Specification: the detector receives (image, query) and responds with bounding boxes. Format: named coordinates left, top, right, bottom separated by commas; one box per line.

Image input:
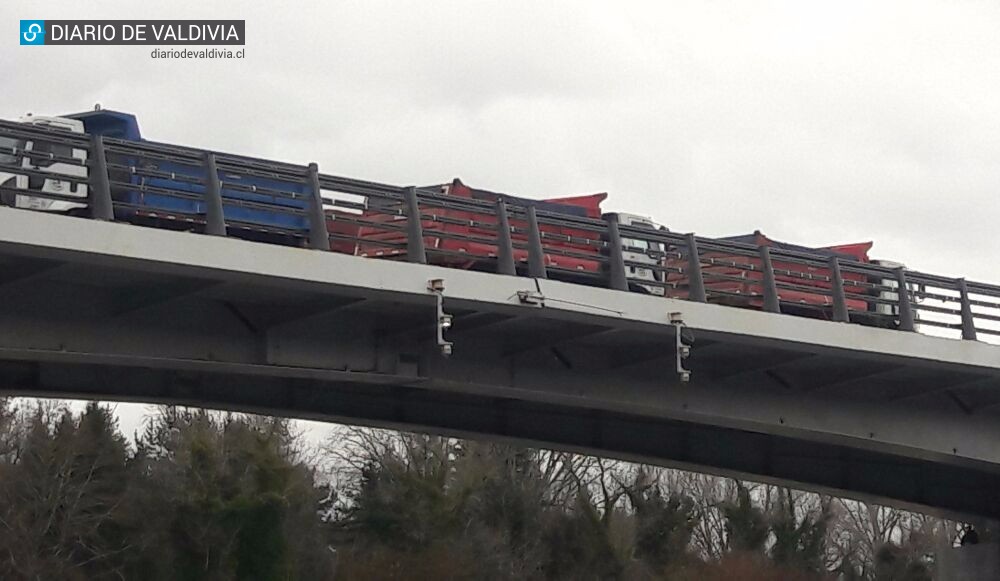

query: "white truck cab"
left=0, top=115, right=88, bottom=212
left=871, top=259, right=921, bottom=324
left=612, top=212, right=667, bottom=296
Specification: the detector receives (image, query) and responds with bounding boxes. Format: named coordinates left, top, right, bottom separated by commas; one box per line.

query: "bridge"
left=2, top=119, right=1000, bottom=532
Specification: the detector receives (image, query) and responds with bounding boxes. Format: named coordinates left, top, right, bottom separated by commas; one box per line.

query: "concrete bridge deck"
left=1, top=207, right=999, bottom=519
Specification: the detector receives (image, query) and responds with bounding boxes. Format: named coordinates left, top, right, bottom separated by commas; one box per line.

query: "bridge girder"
left=2, top=207, right=1000, bottom=519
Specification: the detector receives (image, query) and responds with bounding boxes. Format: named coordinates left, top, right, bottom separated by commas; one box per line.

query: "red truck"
left=664, top=231, right=878, bottom=314
left=329, top=178, right=616, bottom=281
left=327, top=181, right=899, bottom=322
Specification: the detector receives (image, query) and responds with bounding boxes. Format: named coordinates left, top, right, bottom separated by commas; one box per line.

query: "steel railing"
left=2, top=120, right=999, bottom=342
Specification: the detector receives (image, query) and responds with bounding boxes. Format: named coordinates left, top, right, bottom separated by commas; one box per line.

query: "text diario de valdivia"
left=45, top=20, right=245, bottom=45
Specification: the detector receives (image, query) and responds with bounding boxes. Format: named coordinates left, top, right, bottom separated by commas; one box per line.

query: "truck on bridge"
left=665, top=231, right=908, bottom=322
left=0, top=108, right=911, bottom=327
left=335, top=177, right=907, bottom=322
left=343, top=177, right=671, bottom=294
left=0, top=109, right=311, bottom=243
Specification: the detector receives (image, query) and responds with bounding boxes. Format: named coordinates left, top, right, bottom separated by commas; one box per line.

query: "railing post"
left=526, top=206, right=547, bottom=279
left=403, top=186, right=427, bottom=264
left=495, top=200, right=516, bottom=275
left=685, top=234, right=707, bottom=303
left=828, top=256, right=849, bottom=323
left=202, top=151, right=226, bottom=236
left=759, top=245, right=781, bottom=313
left=89, top=135, right=114, bottom=221
left=958, top=278, right=977, bottom=341
left=895, top=268, right=915, bottom=332
left=306, top=163, right=331, bottom=251
left=605, top=214, right=629, bottom=291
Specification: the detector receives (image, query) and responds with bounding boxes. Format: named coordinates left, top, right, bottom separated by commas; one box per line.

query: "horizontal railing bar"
left=0, top=146, right=89, bottom=169
left=0, top=119, right=93, bottom=146
left=0, top=162, right=90, bottom=186
left=0, top=186, right=89, bottom=205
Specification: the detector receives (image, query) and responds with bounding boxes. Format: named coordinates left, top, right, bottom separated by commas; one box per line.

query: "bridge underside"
left=2, top=209, right=1000, bottom=519
left=10, top=355, right=1000, bottom=521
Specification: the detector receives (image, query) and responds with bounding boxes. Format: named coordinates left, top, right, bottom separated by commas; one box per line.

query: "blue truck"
left=1, top=108, right=312, bottom=240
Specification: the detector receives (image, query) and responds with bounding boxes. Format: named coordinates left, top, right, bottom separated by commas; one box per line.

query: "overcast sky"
left=4, top=0, right=1000, bottom=436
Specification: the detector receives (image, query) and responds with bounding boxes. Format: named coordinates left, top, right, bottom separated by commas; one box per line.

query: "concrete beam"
left=2, top=355, right=999, bottom=521
left=1, top=208, right=999, bottom=373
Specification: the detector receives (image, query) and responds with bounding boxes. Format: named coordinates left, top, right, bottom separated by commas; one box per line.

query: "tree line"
left=0, top=399, right=955, bottom=580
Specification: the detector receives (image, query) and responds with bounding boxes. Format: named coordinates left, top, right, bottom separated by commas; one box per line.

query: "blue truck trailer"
left=1, top=108, right=312, bottom=241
